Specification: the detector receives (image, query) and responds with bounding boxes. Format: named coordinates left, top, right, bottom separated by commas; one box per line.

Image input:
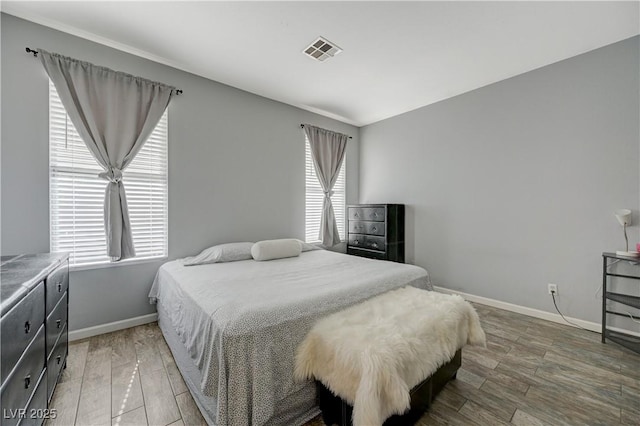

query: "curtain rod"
left=300, top=124, right=352, bottom=139
left=25, top=47, right=183, bottom=95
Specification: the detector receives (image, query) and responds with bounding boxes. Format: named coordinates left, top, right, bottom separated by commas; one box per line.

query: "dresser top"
left=1, top=253, right=68, bottom=316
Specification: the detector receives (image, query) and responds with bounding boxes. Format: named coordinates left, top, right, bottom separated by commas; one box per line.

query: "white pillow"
left=183, top=242, right=254, bottom=266
left=251, top=239, right=302, bottom=261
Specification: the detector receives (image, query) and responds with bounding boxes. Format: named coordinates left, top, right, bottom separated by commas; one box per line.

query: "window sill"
left=70, top=256, right=168, bottom=272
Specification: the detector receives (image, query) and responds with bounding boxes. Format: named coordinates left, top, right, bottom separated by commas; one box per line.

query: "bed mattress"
left=149, top=249, right=432, bottom=426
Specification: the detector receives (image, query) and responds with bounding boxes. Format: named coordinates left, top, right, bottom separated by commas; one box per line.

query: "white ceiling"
left=3, top=1, right=638, bottom=127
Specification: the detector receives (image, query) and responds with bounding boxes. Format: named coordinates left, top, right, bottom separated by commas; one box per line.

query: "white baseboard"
left=67, top=290, right=640, bottom=342
left=433, top=286, right=640, bottom=339
left=69, top=312, right=158, bottom=341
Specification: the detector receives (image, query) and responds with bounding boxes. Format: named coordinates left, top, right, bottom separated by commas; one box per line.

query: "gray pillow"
left=183, top=242, right=254, bottom=266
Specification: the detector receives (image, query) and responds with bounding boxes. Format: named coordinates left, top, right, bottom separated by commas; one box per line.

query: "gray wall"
left=360, top=36, right=639, bottom=328
left=0, top=14, right=359, bottom=330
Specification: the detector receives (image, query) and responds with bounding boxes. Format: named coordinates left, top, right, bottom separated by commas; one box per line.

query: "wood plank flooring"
left=48, top=303, right=639, bottom=425
left=47, top=323, right=205, bottom=426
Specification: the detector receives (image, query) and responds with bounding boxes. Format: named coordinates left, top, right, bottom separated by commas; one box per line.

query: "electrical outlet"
left=548, top=283, right=558, bottom=295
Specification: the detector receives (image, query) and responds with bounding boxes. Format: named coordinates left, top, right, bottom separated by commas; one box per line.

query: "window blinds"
left=49, top=81, right=168, bottom=267
left=305, top=137, right=346, bottom=243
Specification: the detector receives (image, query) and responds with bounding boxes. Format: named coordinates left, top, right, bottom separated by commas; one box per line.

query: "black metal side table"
left=602, top=252, right=640, bottom=354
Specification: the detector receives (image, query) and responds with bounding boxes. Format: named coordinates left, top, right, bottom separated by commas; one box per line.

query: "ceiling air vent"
left=303, top=37, right=342, bottom=62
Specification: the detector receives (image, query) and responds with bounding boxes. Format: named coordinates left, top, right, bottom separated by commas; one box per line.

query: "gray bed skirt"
left=156, top=303, right=321, bottom=426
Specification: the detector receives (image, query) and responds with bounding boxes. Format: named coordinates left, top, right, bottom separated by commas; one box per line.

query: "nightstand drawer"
left=349, top=221, right=385, bottom=236
left=45, top=264, right=68, bottom=315
left=45, top=293, right=67, bottom=359
left=348, top=207, right=385, bottom=222
left=1, top=282, right=45, bottom=383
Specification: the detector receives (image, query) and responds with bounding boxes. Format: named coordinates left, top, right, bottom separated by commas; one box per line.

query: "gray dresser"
left=1, top=254, right=69, bottom=426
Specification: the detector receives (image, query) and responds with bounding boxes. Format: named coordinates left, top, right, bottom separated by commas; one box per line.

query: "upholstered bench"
left=315, top=349, right=461, bottom=426
left=295, top=287, right=485, bottom=426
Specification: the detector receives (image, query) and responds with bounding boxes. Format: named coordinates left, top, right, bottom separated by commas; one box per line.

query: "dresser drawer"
left=349, top=221, right=385, bottom=236
left=348, top=234, right=386, bottom=251
left=1, top=282, right=45, bottom=383
left=0, top=325, right=45, bottom=426
left=45, top=264, right=68, bottom=315
left=47, top=324, right=67, bottom=402
left=348, top=207, right=385, bottom=222
left=347, top=247, right=387, bottom=260
left=348, top=233, right=366, bottom=249
left=18, top=369, right=47, bottom=426
left=45, top=293, right=67, bottom=359
left=362, top=235, right=385, bottom=251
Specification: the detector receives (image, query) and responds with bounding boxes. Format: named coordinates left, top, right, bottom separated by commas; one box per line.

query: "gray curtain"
left=303, top=124, right=349, bottom=247
left=39, top=49, right=175, bottom=260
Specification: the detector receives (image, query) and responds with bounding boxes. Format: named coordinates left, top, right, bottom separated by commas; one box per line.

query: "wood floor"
left=48, top=303, right=639, bottom=426
left=47, top=323, right=206, bottom=426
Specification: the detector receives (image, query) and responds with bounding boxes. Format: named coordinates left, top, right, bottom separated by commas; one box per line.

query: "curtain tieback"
left=98, top=167, right=123, bottom=183
left=323, top=190, right=335, bottom=198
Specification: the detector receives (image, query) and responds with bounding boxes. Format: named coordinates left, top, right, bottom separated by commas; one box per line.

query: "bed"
left=149, top=249, right=432, bottom=426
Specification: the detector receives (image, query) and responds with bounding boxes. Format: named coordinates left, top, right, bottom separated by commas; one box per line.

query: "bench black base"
left=316, top=349, right=462, bottom=426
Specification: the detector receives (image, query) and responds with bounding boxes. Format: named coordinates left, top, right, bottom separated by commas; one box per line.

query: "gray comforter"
left=149, top=250, right=432, bottom=426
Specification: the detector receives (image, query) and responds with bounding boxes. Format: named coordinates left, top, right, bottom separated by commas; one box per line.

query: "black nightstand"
left=601, top=252, right=640, bottom=354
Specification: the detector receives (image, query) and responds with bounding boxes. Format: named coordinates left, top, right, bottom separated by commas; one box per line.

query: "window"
left=49, top=81, right=168, bottom=267
left=305, top=137, right=346, bottom=243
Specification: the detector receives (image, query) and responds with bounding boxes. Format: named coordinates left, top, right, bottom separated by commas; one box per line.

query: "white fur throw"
left=294, top=287, right=486, bottom=426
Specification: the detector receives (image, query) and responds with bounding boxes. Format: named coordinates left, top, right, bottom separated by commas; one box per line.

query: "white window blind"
left=49, top=81, right=168, bottom=267
left=305, top=137, right=346, bottom=243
